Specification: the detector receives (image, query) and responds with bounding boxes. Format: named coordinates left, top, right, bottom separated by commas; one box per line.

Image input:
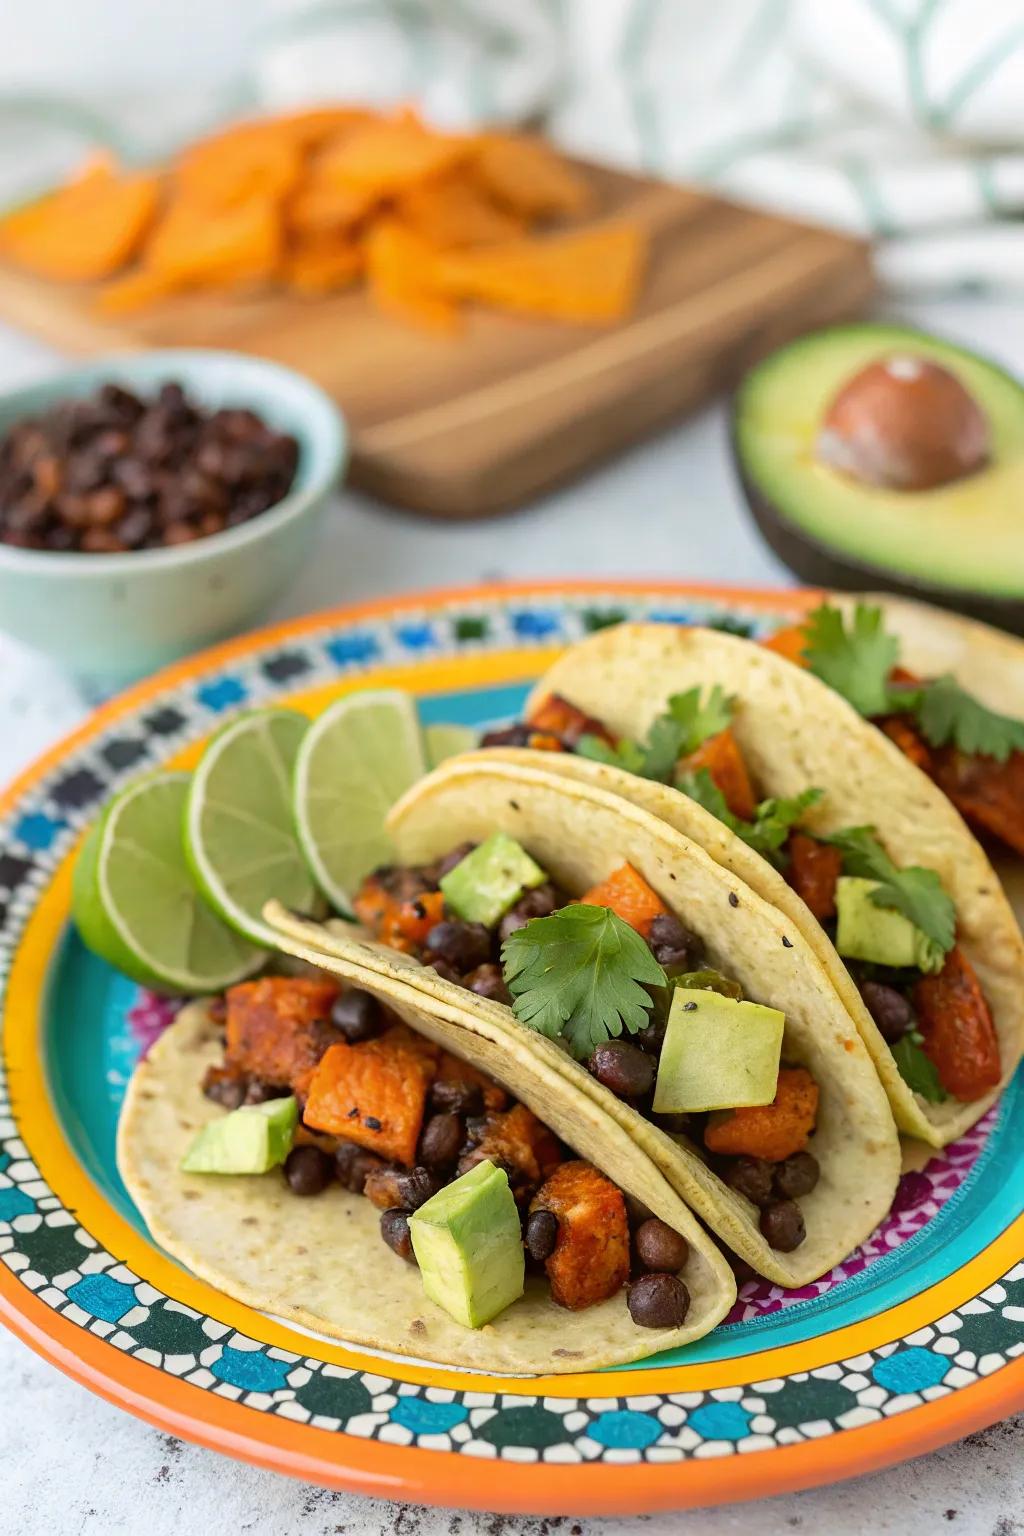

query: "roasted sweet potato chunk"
left=530, top=1161, right=630, bottom=1311
left=878, top=713, right=934, bottom=775
left=224, top=976, right=342, bottom=1097
left=528, top=693, right=616, bottom=748
left=786, top=832, right=842, bottom=923
left=704, top=1068, right=819, bottom=1163
left=464, top=1104, right=562, bottom=1193
left=913, top=945, right=1002, bottom=1101
left=353, top=877, right=445, bottom=953
left=760, top=623, right=811, bottom=666
left=932, top=746, right=1024, bottom=857
left=679, top=726, right=757, bottom=822
left=435, top=1051, right=509, bottom=1112
left=580, top=862, right=668, bottom=939
left=303, top=1024, right=434, bottom=1165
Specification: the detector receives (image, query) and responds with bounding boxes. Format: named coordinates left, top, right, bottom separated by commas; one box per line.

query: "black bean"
left=331, top=988, right=384, bottom=1043
left=635, top=1013, right=666, bottom=1055
left=627, top=1272, right=690, bottom=1329
left=479, top=724, right=532, bottom=748
left=431, top=1078, right=484, bottom=1117
left=203, top=1074, right=247, bottom=1111
left=244, top=1080, right=289, bottom=1105
left=647, top=912, right=703, bottom=969
left=424, top=920, right=492, bottom=973
left=393, top=1167, right=441, bottom=1210
left=859, top=980, right=914, bottom=1043
left=498, top=883, right=561, bottom=942
left=587, top=1040, right=655, bottom=1100
left=464, top=963, right=511, bottom=1003
left=725, top=1156, right=775, bottom=1207
left=435, top=841, right=477, bottom=879
left=634, top=1218, right=690, bottom=1274
left=650, top=1110, right=692, bottom=1135
left=759, top=1199, right=806, bottom=1251
left=774, top=1151, right=819, bottom=1200
left=427, top=959, right=462, bottom=985
left=335, top=1143, right=385, bottom=1194
left=380, top=1208, right=417, bottom=1263
left=283, top=1144, right=334, bottom=1196
left=624, top=1193, right=655, bottom=1228
left=419, top=1113, right=463, bottom=1170
left=525, top=1208, right=559, bottom=1262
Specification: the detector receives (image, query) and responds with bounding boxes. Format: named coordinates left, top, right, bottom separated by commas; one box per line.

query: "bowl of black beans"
left=0, top=350, right=346, bottom=683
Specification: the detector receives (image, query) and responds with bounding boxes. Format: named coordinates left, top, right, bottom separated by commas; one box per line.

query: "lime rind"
left=185, top=707, right=320, bottom=947
left=72, top=771, right=263, bottom=994
left=293, top=688, right=427, bottom=914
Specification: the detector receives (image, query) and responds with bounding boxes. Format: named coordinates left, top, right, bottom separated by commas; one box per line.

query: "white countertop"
left=2, top=298, right=1024, bottom=1535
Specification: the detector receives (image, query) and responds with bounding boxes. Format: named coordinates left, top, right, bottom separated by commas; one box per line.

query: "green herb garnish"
left=891, top=1033, right=947, bottom=1103
left=577, top=686, right=735, bottom=784
left=914, top=674, right=1024, bottom=763
left=501, top=905, right=666, bottom=1060
left=823, top=826, right=955, bottom=960
left=679, top=768, right=823, bottom=868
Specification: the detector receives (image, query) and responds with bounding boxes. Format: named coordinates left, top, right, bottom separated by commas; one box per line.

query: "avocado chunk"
left=835, top=876, right=943, bottom=972
left=181, top=1095, right=298, bottom=1174
left=732, top=323, right=1024, bottom=631
left=652, top=988, right=784, bottom=1114
left=409, top=1159, right=525, bottom=1329
left=440, top=831, right=547, bottom=927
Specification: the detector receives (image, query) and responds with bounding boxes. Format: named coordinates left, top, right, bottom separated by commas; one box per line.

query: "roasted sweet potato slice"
left=704, top=1067, right=819, bottom=1163
left=473, top=133, right=591, bottom=219
left=399, top=172, right=525, bottom=249
left=286, top=178, right=378, bottom=236
left=303, top=1024, right=434, bottom=1165
left=283, top=237, right=364, bottom=296
left=0, top=156, right=160, bottom=282
left=786, top=832, right=842, bottom=923
left=530, top=1161, right=630, bottom=1311
left=913, top=945, right=1001, bottom=1101
left=579, top=862, right=668, bottom=938
left=175, top=124, right=302, bottom=207
left=316, top=114, right=468, bottom=195
left=365, top=219, right=459, bottom=334
left=679, top=726, right=758, bottom=822
left=435, top=221, right=644, bottom=325
left=528, top=692, right=616, bottom=748
left=224, top=976, right=342, bottom=1097
left=144, top=192, right=281, bottom=287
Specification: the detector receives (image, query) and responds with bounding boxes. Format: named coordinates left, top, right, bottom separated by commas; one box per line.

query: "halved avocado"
left=732, top=323, right=1024, bottom=634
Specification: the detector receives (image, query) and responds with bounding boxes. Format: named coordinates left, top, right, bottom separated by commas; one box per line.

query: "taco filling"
left=485, top=683, right=1000, bottom=1108
left=194, top=973, right=696, bottom=1330
left=351, top=844, right=822, bottom=1255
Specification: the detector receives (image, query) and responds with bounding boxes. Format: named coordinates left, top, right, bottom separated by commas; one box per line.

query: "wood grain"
left=0, top=162, right=874, bottom=518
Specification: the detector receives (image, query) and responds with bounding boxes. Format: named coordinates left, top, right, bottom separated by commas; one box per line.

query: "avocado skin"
left=731, top=417, right=1024, bottom=636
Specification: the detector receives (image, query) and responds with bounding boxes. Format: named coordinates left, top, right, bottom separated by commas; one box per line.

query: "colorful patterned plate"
left=1, top=581, right=1022, bottom=1515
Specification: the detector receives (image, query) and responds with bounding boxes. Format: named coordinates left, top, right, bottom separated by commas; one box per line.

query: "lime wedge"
left=293, top=688, right=427, bottom=914
left=72, top=772, right=263, bottom=994
left=185, top=708, right=320, bottom=946
left=424, top=722, right=479, bottom=768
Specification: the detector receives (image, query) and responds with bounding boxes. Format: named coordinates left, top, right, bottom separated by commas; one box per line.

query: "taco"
left=119, top=968, right=735, bottom=1374
left=264, top=756, right=901, bottom=1288
left=491, top=610, right=1024, bottom=1146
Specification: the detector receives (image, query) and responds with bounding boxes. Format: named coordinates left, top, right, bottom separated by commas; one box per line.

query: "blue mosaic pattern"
left=1, top=587, right=1022, bottom=1467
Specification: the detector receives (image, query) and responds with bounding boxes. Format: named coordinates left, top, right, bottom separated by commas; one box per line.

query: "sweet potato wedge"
left=579, top=862, right=667, bottom=939
left=679, top=726, right=758, bottom=822
left=224, top=976, right=342, bottom=1098
left=303, top=1024, right=434, bottom=1165
left=530, top=1161, right=630, bottom=1311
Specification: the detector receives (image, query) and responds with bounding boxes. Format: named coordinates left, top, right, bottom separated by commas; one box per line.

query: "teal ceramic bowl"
left=0, top=350, right=346, bottom=686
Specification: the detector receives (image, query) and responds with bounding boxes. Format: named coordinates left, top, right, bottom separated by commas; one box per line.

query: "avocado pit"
left=817, top=355, right=990, bottom=492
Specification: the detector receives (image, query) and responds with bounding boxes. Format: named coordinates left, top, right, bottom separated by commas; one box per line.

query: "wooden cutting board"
left=0, top=162, right=873, bottom=518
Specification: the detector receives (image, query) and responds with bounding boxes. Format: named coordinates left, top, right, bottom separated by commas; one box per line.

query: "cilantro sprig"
left=803, top=602, right=1024, bottom=762
left=501, top=905, right=666, bottom=1060
left=679, top=768, right=823, bottom=868
left=823, top=825, right=955, bottom=963
left=577, top=686, right=735, bottom=783
left=891, top=1033, right=947, bottom=1103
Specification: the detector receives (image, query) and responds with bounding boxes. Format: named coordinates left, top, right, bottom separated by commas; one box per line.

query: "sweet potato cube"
left=704, top=1067, right=819, bottom=1163
left=760, top=624, right=811, bottom=666
left=224, top=976, right=342, bottom=1097
left=786, top=832, right=842, bottom=923
left=467, top=1104, right=562, bottom=1190
left=528, top=693, right=616, bottom=748
left=679, top=726, right=757, bottom=822
left=435, top=1051, right=509, bottom=1112
left=579, top=862, right=668, bottom=939
left=530, top=1161, right=630, bottom=1310
left=303, top=1024, right=434, bottom=1165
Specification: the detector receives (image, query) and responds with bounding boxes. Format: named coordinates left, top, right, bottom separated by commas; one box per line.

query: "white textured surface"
left=2, top=297, right=1024, bottom=1529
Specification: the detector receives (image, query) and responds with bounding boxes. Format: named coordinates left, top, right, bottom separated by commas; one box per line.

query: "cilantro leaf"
left=576, top=686, right=735, bottom=785
left=915, top=675, right=1024, bottom=763
left=804, top=602, right=901, bottom=718
left=501, top=905, right=666, bottom=1060
left=678, top=768, right=822, bottom=868
left=823, top=826, right=955, bottom=960
left=891, top=1034, right=947, bottom=1103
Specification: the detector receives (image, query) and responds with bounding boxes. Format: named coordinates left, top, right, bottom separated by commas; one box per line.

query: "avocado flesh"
left=182, top=1095, right=298, bottom=1174
left=734, top=324, right=1024, bottom=600
left=834, top=876, right=943, bottom=972
left=441, top=831, right=547, bottom=927
left=652, top=988, right=784, bottom=1114
left=410, top=1159, right=525, bottom=1329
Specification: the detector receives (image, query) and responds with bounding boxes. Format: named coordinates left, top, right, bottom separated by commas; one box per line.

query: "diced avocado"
left=652, top=989, right=784, bottom=1114
left=409, top=1158, right=525, bottom=1329
left=181, top=1095, right=298, bottom=1174
left=440, top=831, right=547, bottom=928
left=835, top=876, right=943, bottom=972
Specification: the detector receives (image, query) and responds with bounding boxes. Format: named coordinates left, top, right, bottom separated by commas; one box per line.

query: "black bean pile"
left=0, top=381, right=299, bottom=553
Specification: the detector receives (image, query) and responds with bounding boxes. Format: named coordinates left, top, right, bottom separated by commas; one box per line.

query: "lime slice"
left=424, top=722, right=479, bottom=768
left=293, top=688, right=427, bottom=914
left=185, top=708, right=319, bottom=946
left=72, top=772, right=263, bottom=994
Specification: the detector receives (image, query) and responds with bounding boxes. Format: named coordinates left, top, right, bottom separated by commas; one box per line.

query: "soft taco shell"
left=266, top=757, right=901, bottom=1286
left=526, top=619, right=1024, bottom=1145
left=119, top=977, right=734, bottom=1375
